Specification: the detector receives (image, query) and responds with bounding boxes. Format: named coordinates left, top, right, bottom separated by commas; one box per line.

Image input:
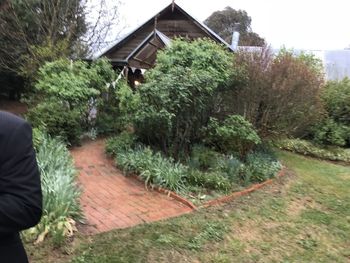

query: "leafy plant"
left=23, top=133, right=81, bottom=245
left=26, top=100, right=83, bottom=145
left=218, top=156, right=245, bottom=183
left=204, top=115, right=261, bottom=158
left=245, top=152, right=282, bottom=183
left=313, top=118, right=349, bottom=147
left=35, top=59, right=100, bottom=106
left=188, top=145, right=222, bottom=171
left=187, top=170, right=231, bottom=192
left=105, top=132, right=137, bottom=156
left=31, top=57, right=116, bottom=139
left=134, top=38, right=233, bottom=158
left=275, top=138, right=350, bottom=162
left=116, top=146, right=188, bottom=192
left=321, top=77, right=350, bottom=126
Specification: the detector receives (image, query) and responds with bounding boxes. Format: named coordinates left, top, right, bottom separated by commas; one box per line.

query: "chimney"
left=231, top=31, right=240, bottom=51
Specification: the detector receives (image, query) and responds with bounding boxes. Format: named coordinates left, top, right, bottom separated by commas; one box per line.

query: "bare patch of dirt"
left=233, top=223, right=262, bottom=242
left=287, top=196, right=321, bottom=217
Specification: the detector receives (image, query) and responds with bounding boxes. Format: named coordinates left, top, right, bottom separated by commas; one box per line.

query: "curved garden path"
left=70, top=139, right=193, bottom=234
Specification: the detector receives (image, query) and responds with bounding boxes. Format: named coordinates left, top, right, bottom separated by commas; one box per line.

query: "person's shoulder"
left=0, top=111, right=28, bottom=132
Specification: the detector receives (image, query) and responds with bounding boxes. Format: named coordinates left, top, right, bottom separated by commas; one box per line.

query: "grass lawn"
left=26, top=151, right=350, bottom=263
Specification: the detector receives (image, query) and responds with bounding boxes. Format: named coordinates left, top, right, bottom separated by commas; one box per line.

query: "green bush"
left=204, top=115, right=261, bottom=158
left=31, top=58, right=117, bottom=138
left=187, top=170, right=231, bottom=192
left=188, top=145, right=222, bottom=171
left=313, top=118, right=349, bottom=147
left=218, top=156, right=245, bottom=183
left=245, top=152, right=282, bottom=183
left=116, top=146, right=187, bottom=192
left=105, top=132, right=137, bottom=156
left=35, top=58, right=115, bottom=107
left=275, top=138, right=350, bottom=162
left=26, top=100, right=83, bottom=145
left=95, top=111, right=121, bottom=135
left=322, top=77, right=350, bottom=125
left=134, top=38, right=233, bottom=158
left=23, top=133, right=81, bottom=245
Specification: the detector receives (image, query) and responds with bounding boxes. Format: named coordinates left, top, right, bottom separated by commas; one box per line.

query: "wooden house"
left=97, top=2, right=233, bottom=73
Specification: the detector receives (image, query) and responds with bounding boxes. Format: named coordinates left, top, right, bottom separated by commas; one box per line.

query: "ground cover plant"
left=23, top=130, right=82, bottom=246
left=25, top=151, right=350, bottom=262
left=275, top=138, right=350, bottom=163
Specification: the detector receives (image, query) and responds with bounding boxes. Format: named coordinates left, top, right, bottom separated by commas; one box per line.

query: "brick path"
left=70, top=139, right=193, bottom=234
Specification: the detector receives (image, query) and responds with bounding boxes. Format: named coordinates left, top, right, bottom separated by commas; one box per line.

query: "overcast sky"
left=115, top=0, right=349, bottom=50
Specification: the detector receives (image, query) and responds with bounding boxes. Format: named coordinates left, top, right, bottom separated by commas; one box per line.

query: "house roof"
left=96, top=2, right=233, bottom=66
left=126, top=30, right=172, bottom=69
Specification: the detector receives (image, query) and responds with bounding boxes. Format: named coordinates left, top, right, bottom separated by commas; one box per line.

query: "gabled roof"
left=96, top=2, right=233, bottom=66
left=126, top=30, right=172, bottom=69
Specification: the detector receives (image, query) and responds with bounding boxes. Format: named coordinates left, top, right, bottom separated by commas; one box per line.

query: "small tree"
left=134, top=38, right=233, bottom=158
left=219, top=48, right=324, bottom=138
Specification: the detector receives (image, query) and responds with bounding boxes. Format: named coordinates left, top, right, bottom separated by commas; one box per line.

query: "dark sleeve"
left=0, top=121, right=42, bottom=234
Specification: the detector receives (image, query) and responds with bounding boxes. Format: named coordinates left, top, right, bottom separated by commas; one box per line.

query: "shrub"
left=275, top=138, right=350, bottom=162
left=218, top=156, right=245, bottom=183
left=221, top=48, right=324, bottom=138
left=313, top=118, right=349, bottom=147
left=187, top=170, right=232, bottom=192
left=321, top=77, right=350, bottom=125
left=116, top=80, right=141, bottom=129
left=134, top=38, right=234, bottom=158
left=26, top=100, right=83, bottom=145
left=188, top=145, right=222, bottom=171
left=35, top=59, right=99, bottom=107
left=95, top=110, right=121, bottom=135
left=105, top=132, right=137, bottom=156
left=23, top=133, right=81, bottom=245
left=245, top=152, right=282, bottom=183
left=204, top=115, right=261, bottom=158
left=32, top=58, right=117, bottom=138
left=35, top=58, right=115, bottom=107
left=116, top=146, right=187, bottom=192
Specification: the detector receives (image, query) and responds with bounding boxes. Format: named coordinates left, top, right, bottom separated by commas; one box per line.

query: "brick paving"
left=70, top=139, right=193, bottom=234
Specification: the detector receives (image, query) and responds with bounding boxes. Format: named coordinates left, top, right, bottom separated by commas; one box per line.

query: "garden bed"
left=106, top=134, right=284, bottom=208
left=128, top=166, right=286, bottom=211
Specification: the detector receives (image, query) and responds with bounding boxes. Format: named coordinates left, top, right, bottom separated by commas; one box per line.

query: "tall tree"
left=0, top=0, right=86, bottom=73
left=204, top=7, right=265, bottom=47
left=0, top=0, right=121, bottom=98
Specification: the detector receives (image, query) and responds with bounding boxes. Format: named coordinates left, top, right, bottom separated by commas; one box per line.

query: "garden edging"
left=129, top=167, right=286, bottom=211
left=200, top=167, right=286, bottom=208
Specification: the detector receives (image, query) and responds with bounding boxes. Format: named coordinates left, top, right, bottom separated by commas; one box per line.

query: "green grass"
left=25, top=151, right=350, bottom=262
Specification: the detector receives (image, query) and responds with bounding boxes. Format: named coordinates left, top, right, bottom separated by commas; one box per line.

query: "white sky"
left=116, top=0, right=350, bottom=50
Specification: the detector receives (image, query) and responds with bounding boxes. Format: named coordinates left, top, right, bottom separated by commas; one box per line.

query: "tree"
left=219, top=48, right=324, bottom=138
left=133, top=38, right=233, bottom=158
left=0, top=0, right=121, bottom=98
left=204, top=7, right=265, bottom=47
left=0, top=0, right=87, bottom=73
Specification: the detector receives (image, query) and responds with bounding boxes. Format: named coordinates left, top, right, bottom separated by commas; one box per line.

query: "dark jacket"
left=0, top=111, right=42, bottom=263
